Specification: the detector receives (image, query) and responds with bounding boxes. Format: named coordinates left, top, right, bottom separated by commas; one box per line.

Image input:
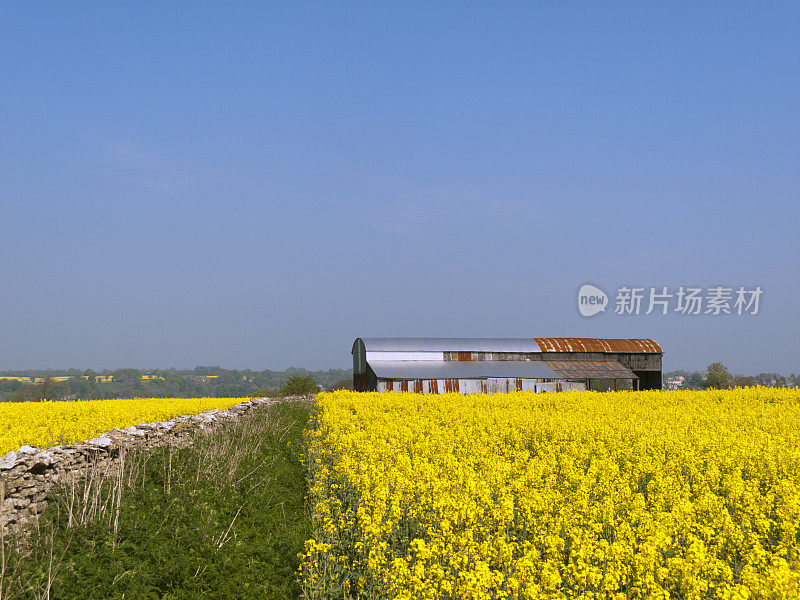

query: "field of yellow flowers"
left=0, top=397, right=244, bottom=454
left=302, top=389, right=800, bottom=599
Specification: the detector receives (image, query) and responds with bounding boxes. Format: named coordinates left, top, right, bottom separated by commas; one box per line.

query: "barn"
left=352, top=337, right=662, bottom=393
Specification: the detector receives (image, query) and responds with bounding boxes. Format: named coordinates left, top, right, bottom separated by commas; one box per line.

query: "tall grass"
left=0, top=400, right=312, bottom=600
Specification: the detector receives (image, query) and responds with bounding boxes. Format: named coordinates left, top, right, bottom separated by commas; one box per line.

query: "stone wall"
left=0, top=396, right=310, bottom=535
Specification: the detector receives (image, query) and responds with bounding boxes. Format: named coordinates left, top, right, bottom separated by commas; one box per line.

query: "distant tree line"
left=664, top=363, right=799, bottom=390
left=0, top=366, right=352, bottom=402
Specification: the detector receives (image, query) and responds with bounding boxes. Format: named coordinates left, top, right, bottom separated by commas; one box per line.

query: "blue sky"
left=1, top=2, right=798, bottom=373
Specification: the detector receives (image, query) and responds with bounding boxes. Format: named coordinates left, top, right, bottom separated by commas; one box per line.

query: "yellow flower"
left=0, top=397, right=244, bottom=453
left=301, top=388, right=800, bottom=599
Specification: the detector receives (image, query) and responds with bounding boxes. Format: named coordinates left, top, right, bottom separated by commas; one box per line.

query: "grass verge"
left=1, top=400, right=312, bottom=600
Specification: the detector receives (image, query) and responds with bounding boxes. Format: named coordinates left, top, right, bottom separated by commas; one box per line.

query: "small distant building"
left=666, top=375, right=685, bottom=390
left=352, top=337, right=663, bottom=394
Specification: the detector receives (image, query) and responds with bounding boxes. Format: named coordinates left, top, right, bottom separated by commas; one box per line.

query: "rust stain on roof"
left=533, top=338, right=662, bottom=353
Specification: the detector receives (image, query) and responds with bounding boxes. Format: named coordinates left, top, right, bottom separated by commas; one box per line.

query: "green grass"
left=1, top=400, right=313, bottom=600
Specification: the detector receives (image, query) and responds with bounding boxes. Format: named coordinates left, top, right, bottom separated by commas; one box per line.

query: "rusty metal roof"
left=534, top=338, right=662, bottom=353
left=545, top=360, right=638, bottom=379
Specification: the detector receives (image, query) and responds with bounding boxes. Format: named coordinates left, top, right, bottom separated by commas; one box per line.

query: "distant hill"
left=0, top=366, right=353, bottom=402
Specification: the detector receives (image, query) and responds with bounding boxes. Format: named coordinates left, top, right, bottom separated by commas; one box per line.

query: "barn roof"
left=359, top=338, right=542, bottom=353
left=545, top=360, right=637, bottom=379
left=357, top=337, right=662, bottom=354
left=534, top=338, right=662, bottom=353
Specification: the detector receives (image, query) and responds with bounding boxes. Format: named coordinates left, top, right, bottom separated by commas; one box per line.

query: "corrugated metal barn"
left=352, top=338, right=663, bottom=393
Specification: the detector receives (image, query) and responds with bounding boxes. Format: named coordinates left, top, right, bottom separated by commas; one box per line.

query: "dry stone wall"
left=0, top=396, right=310, bottom=535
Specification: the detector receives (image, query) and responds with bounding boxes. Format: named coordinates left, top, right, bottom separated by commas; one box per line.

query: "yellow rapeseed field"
left=302, top=388, right=800, bottom=599
left=0, top=375, right=165, bottom=382
left=0, top=397, right=244, bottom=454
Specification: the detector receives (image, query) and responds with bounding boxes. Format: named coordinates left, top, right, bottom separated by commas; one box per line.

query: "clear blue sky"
left=1, top=2, right=798, bottom=374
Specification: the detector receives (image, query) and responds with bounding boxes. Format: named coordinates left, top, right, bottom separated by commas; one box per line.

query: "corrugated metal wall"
left=376, top=379, right=587, bottom=394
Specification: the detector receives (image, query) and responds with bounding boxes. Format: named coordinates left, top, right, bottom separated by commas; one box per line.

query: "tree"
left=734, top=375, right=757, bottom=387
left=113, top=368, right=142, bottom=384
left=10, top=385, right=36, bottom=402
left=38, top=376, right=53, bottom=401
left=685, top=372, right=706, bottom=390
left=68, top=376, right=93, bottom=399
left=279, top=374, right=318, bottom=396
left=706, top=362, right=734, bottom=389
left=327, top=379, right=353, bottom=391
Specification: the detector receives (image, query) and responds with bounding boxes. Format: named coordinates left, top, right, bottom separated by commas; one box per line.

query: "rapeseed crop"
left=302, top=389, right=800, bottom=599
left=0, top=397, right=244, bottom=454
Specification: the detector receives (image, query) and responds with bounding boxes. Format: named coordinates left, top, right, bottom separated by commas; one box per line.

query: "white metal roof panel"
left=368, top=360, right=560, bottom=380
left=359, top=338, right=542, bottom=353
left=366, top=351, right=443, bottom=361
